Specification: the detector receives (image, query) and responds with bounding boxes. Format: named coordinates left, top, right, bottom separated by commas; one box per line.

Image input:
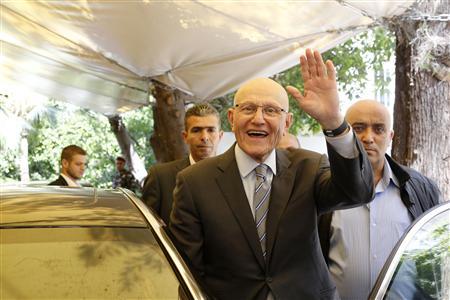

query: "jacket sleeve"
left=315, top=137, right=374, bottom=214
left=141, top=166, right=161, bottom=214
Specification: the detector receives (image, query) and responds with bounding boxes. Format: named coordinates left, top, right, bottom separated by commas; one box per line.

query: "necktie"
left=253, top=164, right=271, bottom=258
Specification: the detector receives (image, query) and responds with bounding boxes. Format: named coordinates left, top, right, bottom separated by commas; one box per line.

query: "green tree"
left=275, top=27, right=395, bottom=135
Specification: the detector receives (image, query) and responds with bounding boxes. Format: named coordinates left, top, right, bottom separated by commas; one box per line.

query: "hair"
left=116, top=156, right=126, bottom=162
left=184, top=102, right=221, bottom=130
left=61, top=145, right=87, bottom=162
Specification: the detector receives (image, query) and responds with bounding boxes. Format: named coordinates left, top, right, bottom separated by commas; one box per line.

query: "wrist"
left=322, top=119, right=349, bottom=137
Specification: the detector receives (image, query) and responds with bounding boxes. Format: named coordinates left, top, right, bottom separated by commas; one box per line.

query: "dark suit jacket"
left=169, top=141, right=374, bottom=300
left=48, top=175, right=69, bottom=186
left=142, top=157, right=190, bottom=224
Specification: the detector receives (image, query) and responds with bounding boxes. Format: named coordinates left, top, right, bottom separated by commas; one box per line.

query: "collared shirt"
left=189, top=154, right=196, bottom=166
left=235, top=145, right=277, bottom=218
left=234, top=130, right=357, bottom=217
left=60, top=173, right=81, bottom=187
left=328, top=158, right=412, bottom=300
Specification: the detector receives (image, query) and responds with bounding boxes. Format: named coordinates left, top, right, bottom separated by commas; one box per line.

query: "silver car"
left=0, top=186, right=210, bottom=299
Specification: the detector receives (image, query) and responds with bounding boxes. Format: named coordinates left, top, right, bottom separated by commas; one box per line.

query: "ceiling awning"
left=1, top=0, right=415, bottom=115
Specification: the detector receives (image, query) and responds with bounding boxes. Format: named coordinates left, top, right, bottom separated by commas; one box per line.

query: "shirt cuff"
left=325, top=128, right=358, bottom=159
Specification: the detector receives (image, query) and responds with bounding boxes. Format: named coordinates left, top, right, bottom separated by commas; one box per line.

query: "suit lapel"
left=266, top=149, right=295, bottom=260
left=215, top=146, right=266, bottom=269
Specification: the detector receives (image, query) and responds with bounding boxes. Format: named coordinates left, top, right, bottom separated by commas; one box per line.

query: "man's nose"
left=200, top=130, right=209, bottom=141
left=251, top=107, right=265, bottom=123
left=361, top=129, right=374, bottom=143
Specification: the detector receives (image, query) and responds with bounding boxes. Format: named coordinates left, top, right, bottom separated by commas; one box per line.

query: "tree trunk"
left=108, top=115, right=147, bottom=184
left=392, top=0, right=450, bottom=201
left=19, top=130, right=30, bottom=183
left=150, top=82, right=188, bottom=163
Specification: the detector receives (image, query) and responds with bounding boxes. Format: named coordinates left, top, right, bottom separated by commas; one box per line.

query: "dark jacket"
left=48, top=175, right=69, bottom=186
left=48, top=175, right=92, bottom=187
left=142, top=157, right=190, bottom=224
left=318, top=154, right=441, bottom=263
left=169, top=140, right=374, bottom=300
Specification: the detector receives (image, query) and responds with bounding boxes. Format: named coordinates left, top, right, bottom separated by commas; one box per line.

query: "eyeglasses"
left=235, top=103, right=286, bottom=118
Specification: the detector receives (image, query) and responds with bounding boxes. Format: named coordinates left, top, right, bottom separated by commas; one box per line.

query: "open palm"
left=286, top=49, right=342, bottom=129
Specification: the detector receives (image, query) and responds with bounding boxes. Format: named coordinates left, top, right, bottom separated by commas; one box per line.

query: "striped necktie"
left=253, top=164, right=271, bottom=259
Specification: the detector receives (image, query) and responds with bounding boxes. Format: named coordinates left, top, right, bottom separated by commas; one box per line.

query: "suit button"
left=266, top=277, right=273, bottom=283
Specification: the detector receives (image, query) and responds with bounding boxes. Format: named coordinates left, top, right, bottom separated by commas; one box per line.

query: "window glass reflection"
left=1, top=227, right=182, bottom=299
left=384, top=210, right=450, bottom=300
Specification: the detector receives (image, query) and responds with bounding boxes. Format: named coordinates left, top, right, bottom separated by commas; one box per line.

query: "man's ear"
left=61, top=159, right=69, bottom=169
left=182, top=130, right=188, bottom=142
left=219, top=130, right=224, bottom=140
left=285, top=112, right=293, bottom=131
left=227, top=108, right=235, bottom=132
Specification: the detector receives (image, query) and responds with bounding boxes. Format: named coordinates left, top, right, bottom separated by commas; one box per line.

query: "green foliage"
left=121, top=105, right=156, bottom=167
left=26, top=102, right=120, bottom=187
left=275, top=26, right=395, bottom=135
left=0, top=149, right=19, bottom=183
left=2, top=100, right=156, bottom=188
left=210, top=95, right=234, bottom=132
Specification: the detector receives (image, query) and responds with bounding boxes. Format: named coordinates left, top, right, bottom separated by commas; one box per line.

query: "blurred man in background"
left=142, top=102, right=223, bottom=223
left=49, top=144, right=87, bottom=187
left=112, top=156, right=140, bottom=193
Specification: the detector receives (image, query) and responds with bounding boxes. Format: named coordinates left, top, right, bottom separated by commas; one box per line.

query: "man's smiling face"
left=228, top=78, right=292, bottom=163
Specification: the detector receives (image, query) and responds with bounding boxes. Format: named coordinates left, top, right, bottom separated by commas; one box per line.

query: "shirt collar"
left=60, top=173, right=81, bottom=187
left=375, top=157, right=399, bottom=193
left=189, top=154, right=196, bottom=165
left=234, top=144, right=277, bottom=178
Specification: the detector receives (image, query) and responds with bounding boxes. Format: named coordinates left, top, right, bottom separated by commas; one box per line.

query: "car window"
left=1, top=227, right=185, bottom=299
left=383, top=208, right=449, bottom=300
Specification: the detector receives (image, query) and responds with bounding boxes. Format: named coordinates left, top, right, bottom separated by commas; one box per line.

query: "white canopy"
left=1, top=0, right=414, bottom=115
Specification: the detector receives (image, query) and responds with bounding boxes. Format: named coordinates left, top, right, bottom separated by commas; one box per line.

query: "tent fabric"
left=1, top=0, right=415, bottom=115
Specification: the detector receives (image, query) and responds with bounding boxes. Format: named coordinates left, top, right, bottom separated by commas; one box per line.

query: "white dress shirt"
left=234, top=129, right=357, bottom=217
left=328, top=158, right=412, bottom=300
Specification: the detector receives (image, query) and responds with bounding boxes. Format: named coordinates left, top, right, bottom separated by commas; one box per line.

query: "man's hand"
left=286, top=49, right=343, bottom=130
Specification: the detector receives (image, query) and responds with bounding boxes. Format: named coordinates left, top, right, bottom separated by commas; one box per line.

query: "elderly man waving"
left=169, top=49, right=374, bottom=300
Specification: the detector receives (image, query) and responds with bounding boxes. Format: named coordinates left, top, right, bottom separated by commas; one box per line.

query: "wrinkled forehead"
left=234, top=78, right=289, bottom=110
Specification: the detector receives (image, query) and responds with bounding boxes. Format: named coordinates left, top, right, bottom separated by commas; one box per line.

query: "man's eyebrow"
left=191, top=126, right=217, bottom=129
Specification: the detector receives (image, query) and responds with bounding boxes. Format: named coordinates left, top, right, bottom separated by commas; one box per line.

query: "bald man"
left=319, top=100, right=441, bottom=300
left=169, top=49, right=374, bottom=299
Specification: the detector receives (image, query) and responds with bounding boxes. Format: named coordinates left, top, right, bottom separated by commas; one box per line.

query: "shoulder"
left=48, top=175, right=67, bottom=186
left=149, top=157, right=189, bottom=173
left=280, top=147, right=326, bottom=165
left=388, top=156, right=440, bottom=198
left=178, top=151, right=230, bottom=180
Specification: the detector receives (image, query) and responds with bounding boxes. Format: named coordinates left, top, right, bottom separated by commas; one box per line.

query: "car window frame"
left=123, top=188, right=210, bottom=300
left=369, top=201, right=450, bottom=300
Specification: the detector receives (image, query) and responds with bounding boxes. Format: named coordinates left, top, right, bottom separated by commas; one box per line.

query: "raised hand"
left=286, top=49, right=343, bottom=130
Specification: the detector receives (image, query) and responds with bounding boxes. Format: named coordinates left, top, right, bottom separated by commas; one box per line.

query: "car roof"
left=0, top=186, right=148, bottom=228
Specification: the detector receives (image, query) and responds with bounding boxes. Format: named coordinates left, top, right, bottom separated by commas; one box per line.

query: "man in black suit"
left=142, top=103, right=223, bottom=224
left=48, top=145, right=87, bottom=187
left=169, top=49, right=374, bottom=299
